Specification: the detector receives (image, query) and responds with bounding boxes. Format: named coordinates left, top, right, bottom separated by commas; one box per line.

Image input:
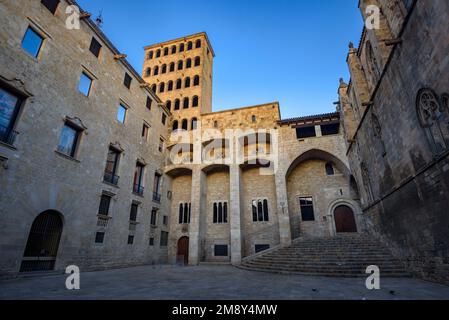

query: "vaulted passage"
left=20, top=211, right=63, bottom=272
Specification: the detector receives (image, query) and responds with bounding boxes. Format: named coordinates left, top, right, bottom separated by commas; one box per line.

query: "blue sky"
left=77, top=0, right=363, bottom=119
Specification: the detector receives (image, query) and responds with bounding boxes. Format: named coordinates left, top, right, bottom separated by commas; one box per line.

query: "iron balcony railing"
left=153, top=192, right=162, bottom=204
left=0, top=125, right=18, bottom=145
left=133, top=184, right=144, bottom=196
left=103, top=171, right=119, bottom=185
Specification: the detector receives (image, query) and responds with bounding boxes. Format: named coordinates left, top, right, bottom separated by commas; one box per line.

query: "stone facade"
left=338, top=0, right=449, bottom=284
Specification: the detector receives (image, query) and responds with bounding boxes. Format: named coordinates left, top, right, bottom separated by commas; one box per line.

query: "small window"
left=133, top=162, right=145, bottom=195
left=22, top=27, right=44, bottom=58
left=214, top=245, right=228, bottom=257
left=178, top=60, right=183, bottom=70
left=41, top=0, right=60, bottom=14
left=163, top=215, right=168, bottom=225
left=117, top=104, right=127, bottom=123
left=176, top=79, right=182, bottom=90
left=0, top=86, right=23, bottom=146
left=150, top=209, right=158, bottom=227
left=166, top=100, right=172, bottom=111
left=321, top=123, right=340, bottom=136
left=183, top=98, right=189, bottom=109
left=130, top=203, right=138, bottom=222
left=95, top=232, right=105, bottom=244
left=171, top=45, right=177, bottom=54
left=252, top=115, right=257, bottom=123
left=174, top=99, right=180, bottom=110
left=151, top=84, right=157, bottom=93
left=98, top=194, right=111, bottom=216
left=159, top=137, right=165, bottom=152
left=185, top=77, right=191, bottom=88
left=162, top=113, right=167, bottom=125
left=146, top=97, right=152, bottom=110
left=78, top=72, right=93, bottom=96
left=191, top=118, right=198, bottom=130
left=149, top=237, right=155, bottom=246
left=195, top=40, right=202, bottom=48
left=192, top=96, right=199, bottom=108
left=194, top=56, right=201, bottom=67
left=124, top=73, right=132, bottom=89
left=186, top=59, right=192, bottom=69
left=296, top=126, right=316, bottom=139
left=213, top=120, right=218, bottom=128
left=163, top=47, right=169, bottom=56
left=89, top=37, right=102, bottom=58
left=145, top=67, right=151, bottom=77
left=182, top=119, right=188, bottom=131
left=325, top=163, right=335, bottom=176
left=255, top=244, right=270, bottom=253
left=159, top=82, right=165, bottom=93
left=213, top=202, right=228, bottom=224
left=178, top=203, right=191, bottom=224
left=128, top=235, right=134, bottom=245
left=187, top=41, right=193, bottom=50
left=172, top=120, right=179, bottom=131
left=148, top=51, right=153, bottom=60
left=300, top=197, right=315, bottom=221
left=160, top=231, right=168, bottom=247
left=179, top=43, right=185, bottom=52
left=169, top=63, right=175, bottom=72
left=142, top=123, right=149, bottom=141
left=57, top=122, right=81, bottom=158
left=168, top=81, right=173, bottom=91
left=161, top=64, right=167, bottom=74
left=104, top=147, right=120, bottom=185
left=193, top=76, right=200, bottom=86
left=156, top=49, right=161, bottom=58
left=154, top=66, right=159, bottom=76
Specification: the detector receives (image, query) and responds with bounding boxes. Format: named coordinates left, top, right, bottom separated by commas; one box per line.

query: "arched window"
left=194, top=56, right=201, bottom=67
left=191, top=118, right=198, bottom=130
left=193, top=75, right=200, bottom=86
left=416, top=88, right=449, bottom=155
left=169, top=62, right=175, bottom=72
left=153, top=66, right=159, bottom=76
left=187, top=41, right=193, bottom=50
left=148, top=51, right=154, bottom=60
left=145, top=67, right=151, bottom=77
left=182, top=119, right=188, bottom=130
left=174, top=99, right=180, bottom=110
left=156, top=49, right=161, bottom=58
left=252, top=199, right=269, bottom=222
left=159, top=82, right=165, bottom=93
left=163, top=47, right=169, bottom=56
left=161, top=64, right=167, bottom=74
left=166, top=100, right=172, bottom=111
left=151, top=84, right=157, bottom=93
left=178, top=60, right=183, bottom=70
left=185, top=77, right=191, bottom=88
left=325, top=162, right=334, bottom=176
left=179, top=43, right=185, bottom=52
left=167, top=81, right=173, bottom=91
left=171, top=45, right=177, bottom=54
left=183, top=97, right=189, bottom=109
left=172, top=120, right=178, bottom=131
left=192, top=96, right=199, bottom=107
left=195, top=39, right=201, bottom=48
left=186, top=58, right=192, bottom=69
left=176, top=79, right=182, bottom=90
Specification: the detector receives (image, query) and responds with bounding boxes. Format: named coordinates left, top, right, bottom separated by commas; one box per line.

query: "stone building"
left=0, top=0, right=361, bottom=278
left=338, top=0, right=449, bottom=283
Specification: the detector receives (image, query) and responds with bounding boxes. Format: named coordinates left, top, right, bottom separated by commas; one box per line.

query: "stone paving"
left=0, top=265, right=448, bottom=300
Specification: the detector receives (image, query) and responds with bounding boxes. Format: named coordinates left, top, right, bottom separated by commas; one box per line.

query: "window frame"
left=299, top=197, right=315, bottom=222
left=89, top=37, right=102, bottom=58
left=252, top=199, right=269, bottom=222
left=117, top=103, right=127, bottom=124
left=78, top=71, right=93, bottom=97
left=21, top=26, right=45, bottom=59
left=0, top=84, right=25, bottom=146
left=57, top=121, right=82, bottom=158
left=123, top=73, right=132, bottom=89
left=41, top=0, right=60, bottom=15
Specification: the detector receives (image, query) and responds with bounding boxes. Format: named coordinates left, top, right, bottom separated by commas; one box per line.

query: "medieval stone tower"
left=142, top=32, right=215, bottom=130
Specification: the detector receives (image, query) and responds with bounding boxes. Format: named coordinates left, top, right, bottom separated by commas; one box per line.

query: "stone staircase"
left=238, top=234, right=410, bottom=277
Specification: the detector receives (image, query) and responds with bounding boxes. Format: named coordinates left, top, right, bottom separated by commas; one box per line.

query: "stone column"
left=189, top=165, right=205, bottom=265
left=229, top=164, right=243, bottom=265
left=275, top=170, right=292, bottom=246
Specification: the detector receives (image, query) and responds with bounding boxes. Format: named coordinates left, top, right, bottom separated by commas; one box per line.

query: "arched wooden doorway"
left=177, top=236, right=189, bottom=265
left=334, top=205, right=357, bottom=233
left=20, top=210, right=63, bottom=272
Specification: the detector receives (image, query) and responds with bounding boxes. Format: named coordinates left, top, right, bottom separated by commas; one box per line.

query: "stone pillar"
left=275, top=170, right=292, bottom=246
left=229, top=164, right=243, bottom=265
left=189, top=166, right=205, bottom=265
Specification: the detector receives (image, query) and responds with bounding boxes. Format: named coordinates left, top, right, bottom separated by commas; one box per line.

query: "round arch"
left=327, top=199, right=363, bottom=236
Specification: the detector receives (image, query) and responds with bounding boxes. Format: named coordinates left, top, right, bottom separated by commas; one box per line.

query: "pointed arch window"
left=416, top=88, right=449, bottom=155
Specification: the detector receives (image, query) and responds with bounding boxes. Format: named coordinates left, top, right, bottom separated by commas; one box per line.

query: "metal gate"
left=20, top=211, right=63, bottom=272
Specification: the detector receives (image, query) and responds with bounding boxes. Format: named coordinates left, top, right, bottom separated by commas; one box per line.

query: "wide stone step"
left=243, top=260, right=404, bottom=269
left=254, top=257, right=403, bottom=265
left=242, top=261, right=406, bottom=272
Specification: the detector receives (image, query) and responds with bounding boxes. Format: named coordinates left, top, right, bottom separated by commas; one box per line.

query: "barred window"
left=98, top=194, right=111, bottom=216
left=160, top=231, right=168, bottom=247
left=130, top=203, right=138, bottom=222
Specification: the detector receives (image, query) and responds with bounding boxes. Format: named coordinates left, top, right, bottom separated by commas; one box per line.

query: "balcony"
left=0, top=125, right=18, bottom=146
left=153, top=192, right=161, bottom=204
left=133, top=184, right=144, bottom=196
left=103, top=171, right=119, bottom=186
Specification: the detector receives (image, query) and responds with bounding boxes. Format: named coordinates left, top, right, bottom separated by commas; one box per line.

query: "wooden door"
left=334, top=205, right=357, bottom=233
left=177, top=237, right=189, bottom=265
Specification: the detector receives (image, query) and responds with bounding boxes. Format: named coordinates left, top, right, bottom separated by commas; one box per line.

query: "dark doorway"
left=177, top=236, right=189, bottom=265
left=334, top=205, right=357, bottom=233
left=20, top=210, right=63, bottom=272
